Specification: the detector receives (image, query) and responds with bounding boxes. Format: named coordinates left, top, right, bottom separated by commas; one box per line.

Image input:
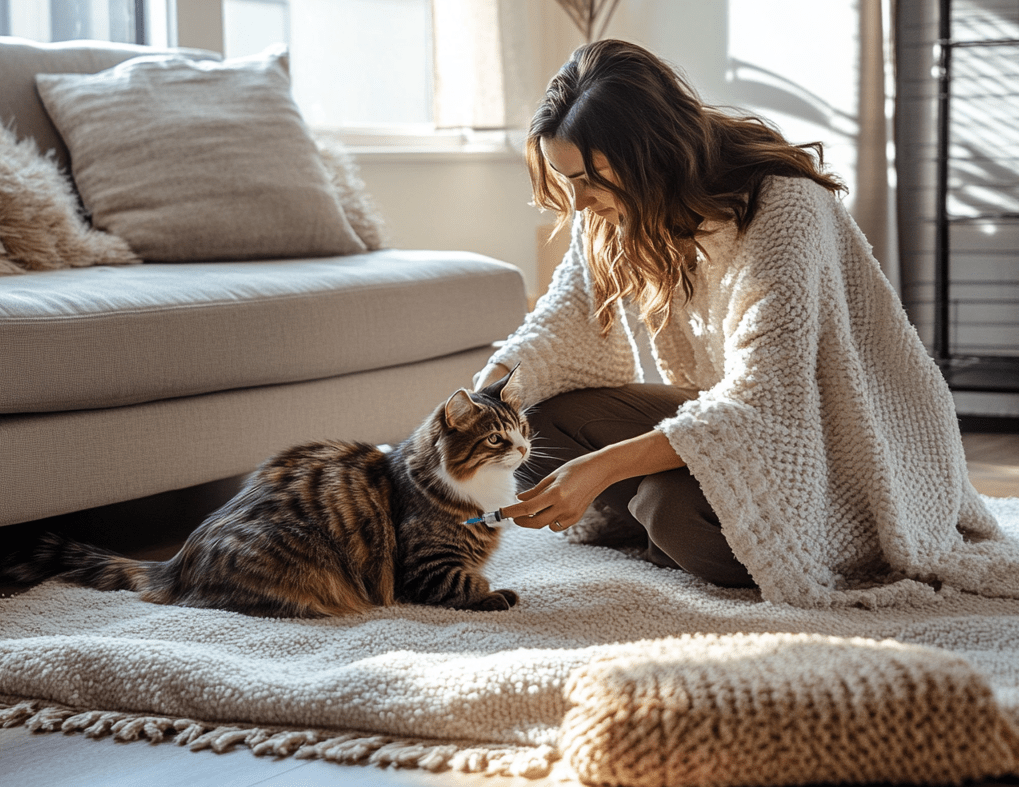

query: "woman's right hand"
left=502, top=451, right=613, bottom=532
left=473, top=362, right=511, bottom=391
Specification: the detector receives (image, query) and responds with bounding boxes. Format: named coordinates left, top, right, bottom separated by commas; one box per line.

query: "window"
left=223, top=0, right=434, bottom=129
left=223, top=0, right=288, bottom=60
left=5, top=0, right=504, bottom=150
left=2, top=0, right=144, bottom=42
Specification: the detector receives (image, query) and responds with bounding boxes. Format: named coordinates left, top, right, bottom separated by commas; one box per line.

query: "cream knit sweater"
left=490, top=176, right=1019, bottom=608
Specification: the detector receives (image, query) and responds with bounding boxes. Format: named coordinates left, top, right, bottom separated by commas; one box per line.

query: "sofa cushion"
left=0, top=251, right=527, bottom=414
left=35, top=46, right=366, bottom=262
left=0, top=36, right=220, bottom=173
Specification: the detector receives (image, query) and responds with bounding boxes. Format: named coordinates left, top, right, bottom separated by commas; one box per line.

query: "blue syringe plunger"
left=462, top=510, right=506, bottom=526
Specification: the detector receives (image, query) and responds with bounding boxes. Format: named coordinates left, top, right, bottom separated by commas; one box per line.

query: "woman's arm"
left=473, top=362, right=511, bottom=391
left=502, top=429, right=685, bottom=530
left=483, top=215, right=640, bottom=406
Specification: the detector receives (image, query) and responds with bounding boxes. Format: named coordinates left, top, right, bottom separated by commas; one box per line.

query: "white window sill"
left=311, top=126, right=525, bottom=164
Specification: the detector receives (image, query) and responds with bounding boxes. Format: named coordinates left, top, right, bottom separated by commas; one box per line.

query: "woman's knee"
left=518, top=393, right=596, bottom=486
left=522, top=394, right=574, bottom=442
left=526, top=387, right=629, bottom=442
left=526, top=384, right=695, bottom=450
left=628, top=468, right=717, bottom=539
left=629, top=470, right=755, bottom=588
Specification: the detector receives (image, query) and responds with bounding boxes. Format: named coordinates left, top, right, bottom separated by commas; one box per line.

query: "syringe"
left=461, top=510, right=507, bottom=526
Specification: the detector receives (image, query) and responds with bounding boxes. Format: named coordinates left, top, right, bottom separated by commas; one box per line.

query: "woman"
left=474, top=40, right=1018, bottom=608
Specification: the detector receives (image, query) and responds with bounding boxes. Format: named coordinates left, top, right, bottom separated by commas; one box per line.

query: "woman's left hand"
left=502, top=453, right=613, bottom=532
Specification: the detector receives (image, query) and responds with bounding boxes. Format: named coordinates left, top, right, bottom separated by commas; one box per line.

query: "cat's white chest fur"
left=451, top=464, right=520, bottom=515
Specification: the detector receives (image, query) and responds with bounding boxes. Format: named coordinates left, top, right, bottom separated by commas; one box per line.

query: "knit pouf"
left=560, top=633, right=1019, bottom=787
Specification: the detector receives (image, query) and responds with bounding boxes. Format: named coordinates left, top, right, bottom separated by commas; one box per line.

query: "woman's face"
left=540, top=136, right=622, bottom=225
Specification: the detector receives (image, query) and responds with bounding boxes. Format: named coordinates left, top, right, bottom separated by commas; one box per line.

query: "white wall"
left=356, top=152, right=542, bottom=293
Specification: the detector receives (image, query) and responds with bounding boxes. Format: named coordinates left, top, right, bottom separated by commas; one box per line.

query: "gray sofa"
left=0, top=37, right=527, bottom=528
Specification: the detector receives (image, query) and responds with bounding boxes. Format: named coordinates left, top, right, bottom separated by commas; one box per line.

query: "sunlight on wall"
left=948, top=5, right=1019, bottom=221
left=725, top=0, right=861, bottom=198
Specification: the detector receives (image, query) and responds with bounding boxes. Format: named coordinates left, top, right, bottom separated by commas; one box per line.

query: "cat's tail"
left=5, top=532, right=156, bottom=592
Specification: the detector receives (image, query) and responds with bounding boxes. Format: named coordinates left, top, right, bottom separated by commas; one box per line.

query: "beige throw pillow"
left=35, top=46, right=366, bottom=262
left=0, top=124, right=140, bottom=275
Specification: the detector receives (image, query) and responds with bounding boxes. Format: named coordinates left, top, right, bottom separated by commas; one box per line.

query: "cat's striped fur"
left=10, top=370, right=531, bottom=617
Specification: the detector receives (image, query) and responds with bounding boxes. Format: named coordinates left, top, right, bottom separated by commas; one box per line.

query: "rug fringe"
left=0, top=699, right=39, bottom=728
left=252, top=728, right=319, bottom=756
left=0, top=696, right=556, bottom=778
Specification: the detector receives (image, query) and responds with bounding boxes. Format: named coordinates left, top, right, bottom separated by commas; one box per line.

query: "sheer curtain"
left=431, top=0, right=540, bottom=134
left=857, top=0, right=899, bottom=291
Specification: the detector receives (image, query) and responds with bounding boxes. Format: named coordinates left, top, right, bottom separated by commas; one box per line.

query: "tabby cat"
left=10, top=369, right=531, bottom=617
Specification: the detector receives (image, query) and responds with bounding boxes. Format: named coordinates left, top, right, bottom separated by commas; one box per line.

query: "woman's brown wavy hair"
left=527, top=39, right=845, bottom=336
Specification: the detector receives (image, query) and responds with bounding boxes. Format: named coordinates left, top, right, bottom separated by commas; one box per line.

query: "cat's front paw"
left=493, top=588, right=519, bottom=608
left=472, top=589, right=518, bottom=611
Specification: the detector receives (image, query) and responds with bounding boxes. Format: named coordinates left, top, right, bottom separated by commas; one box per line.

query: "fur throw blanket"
left=490, top=176, right=1018, bottom=608
left=0, top=124, right=139, bottom=274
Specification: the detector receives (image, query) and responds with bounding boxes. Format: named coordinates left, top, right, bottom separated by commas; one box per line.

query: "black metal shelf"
left=937, top=356, right=1019, bottom=392
left=933, top=0, right=1019, bottom=394
left=948, top=213, right=1019, bottom=222
left=949, top=38, right=1019, bottom=46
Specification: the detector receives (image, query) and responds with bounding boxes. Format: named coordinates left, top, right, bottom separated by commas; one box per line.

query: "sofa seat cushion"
left=0, top=250, right=526, bottom=414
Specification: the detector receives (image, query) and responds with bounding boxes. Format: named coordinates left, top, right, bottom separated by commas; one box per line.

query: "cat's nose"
left=516, top=446, right=527, bottom=457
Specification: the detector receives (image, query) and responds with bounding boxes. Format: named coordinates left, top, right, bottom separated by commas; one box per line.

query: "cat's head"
left=431, top=366, right=531, bottom=512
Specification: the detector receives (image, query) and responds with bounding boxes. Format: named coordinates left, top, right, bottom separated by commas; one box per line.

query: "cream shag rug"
left=3, top=496, right=1019, bottom=786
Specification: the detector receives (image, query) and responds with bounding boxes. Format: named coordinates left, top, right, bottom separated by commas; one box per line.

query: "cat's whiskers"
left=520, top=448, right=558, bottom=464
left=520, top=434, right=565, bottom=462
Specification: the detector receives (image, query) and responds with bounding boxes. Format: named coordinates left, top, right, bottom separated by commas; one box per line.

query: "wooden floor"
left=962, top=431, right=1019, bottom=497
left=2, top=431, right=1017, bottom=787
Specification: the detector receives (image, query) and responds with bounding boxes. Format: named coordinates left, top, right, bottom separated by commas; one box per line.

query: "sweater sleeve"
left=488, top=214, right=641, bottom=406
left=655, top=179, right=873, bottom=606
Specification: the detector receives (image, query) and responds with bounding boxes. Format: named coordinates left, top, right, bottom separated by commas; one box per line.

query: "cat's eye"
left=486, top=434, right=504, bottom=445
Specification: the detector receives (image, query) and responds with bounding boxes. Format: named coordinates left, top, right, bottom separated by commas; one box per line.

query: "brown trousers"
left=518, top=384, right=755, bottom=588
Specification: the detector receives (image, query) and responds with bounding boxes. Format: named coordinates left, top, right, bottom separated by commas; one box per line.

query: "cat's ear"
left=483, top=363, right=522, bottom=407
left=444, top=388, right=480, bottom=428
left=499, top=364, right=523, bottom=408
